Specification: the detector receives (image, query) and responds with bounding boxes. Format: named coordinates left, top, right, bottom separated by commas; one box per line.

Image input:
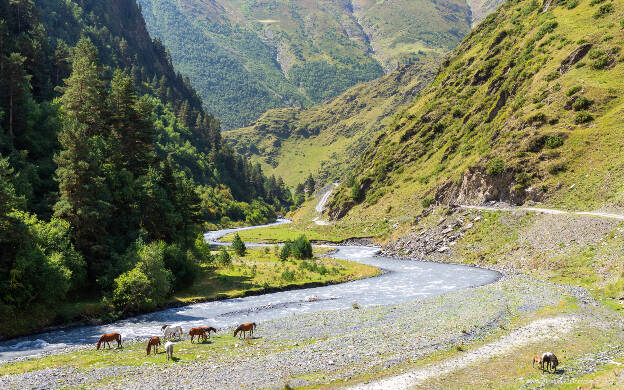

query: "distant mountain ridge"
left=137, top=0, right=477, bottom=128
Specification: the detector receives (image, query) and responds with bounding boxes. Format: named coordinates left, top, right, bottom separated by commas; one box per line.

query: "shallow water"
left=0, top=219, right=499, bottom=360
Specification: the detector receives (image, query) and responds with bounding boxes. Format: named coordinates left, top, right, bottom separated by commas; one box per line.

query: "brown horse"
left=146, top=336, right=161, bottom=355
left=532, top=355, right=543, bottom=369
left=234, top=322, right=256, bottom=339
left=96, top=333, right=122, bottom=350
left=541, top=352, right=559, bottom=372
left=199, top=326, right=217, bottom=341
left=188, top=327, right=207, bottom=343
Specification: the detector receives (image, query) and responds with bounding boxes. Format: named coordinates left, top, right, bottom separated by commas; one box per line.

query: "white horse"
left=165, top=341, right=174, bottom=360
left=162, top=325, right=183, bottom=340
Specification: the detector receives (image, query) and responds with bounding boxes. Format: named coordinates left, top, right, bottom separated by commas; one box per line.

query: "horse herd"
left=95, top=322, right=258, bottom=360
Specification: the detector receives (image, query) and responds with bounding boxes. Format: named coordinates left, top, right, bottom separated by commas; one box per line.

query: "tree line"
left=0, top=0, right=293, bottom=334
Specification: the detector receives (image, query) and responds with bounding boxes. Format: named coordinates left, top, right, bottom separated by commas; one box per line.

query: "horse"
left=96, top=333, right=122, bottom=350
left=532, top=355, right=542, bottom=368
left=199, top=326, right=217, bottom=341
left=541, top=352, right=559, bottom=372
left=234, top=322, right=256, bottom=339
left=162, top=325, right=183, bottom=340
left=146, top=336, right=161, bottom=355
left=165, top=341, right=174, bottom=360
left=188, top=327, right=207, bottom=343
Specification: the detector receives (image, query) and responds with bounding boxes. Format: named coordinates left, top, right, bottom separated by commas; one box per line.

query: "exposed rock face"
left=434, top=167, right=543, bottom=206
left=559, top=44, right=592, bottom=74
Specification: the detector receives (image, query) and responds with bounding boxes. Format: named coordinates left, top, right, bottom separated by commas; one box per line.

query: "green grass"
left=172, top=247, right=381, bottom=303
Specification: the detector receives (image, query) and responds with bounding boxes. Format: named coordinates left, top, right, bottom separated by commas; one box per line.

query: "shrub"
left=486, top=157, right=505, bottom=176
left=566, top=85, right=581, bottom=96
left=217, top=246, right=231, bottom=266
left=547, top=161, right=567, bottom=174
left=545, top=135, right=564, bottom=149
left=290, top=235, right=313, bottom=259
left=422, top=196, right=434, bottom=208
left=594, top=3, right=614, bottom=18
left=163, top=243, right=198, bottom=289
left=572, top=96, right=593, bottom=111
left=589, top=0, right=606, bottom=5
left=111, top=242, right=173, bottom=313
left=281, top=269, right=295, bottom=282
left=231, top=233, right=246, bottom=256
left=575, top=111, right=594, bottom=124
left=592, top=56, right=610, bottom=69
left=279, top=244, right=290, bottom=261
left=566, top=0, right=579, bottom=9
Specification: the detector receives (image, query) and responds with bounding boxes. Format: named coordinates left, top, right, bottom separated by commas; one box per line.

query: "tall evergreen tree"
left=54, top=38, right=111, bottom=281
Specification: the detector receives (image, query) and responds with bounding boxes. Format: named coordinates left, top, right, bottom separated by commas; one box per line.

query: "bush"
left=279, top=244, right=290, bottom=261
left=163, top=243, right=198, bottom=289
left=291, top=235, right=313, bottom=260
left=217, top=246, right=231, bottom=266
left=572, top=96, right=593, bottom=111
left=545, top=135, right=564, bottom=149
left=566, top=0, right=579, bottom=9
left=566, top=86, right=581, bottom=96
left=594, top=3, right=613, bottom=18
left=281, top=269, right=295, bottom=282
left=231, top=233, right=246, bottom=256
left=421, top=196, right=434, bottom=208
left=111, top=241, right=173, bottom=313
left=575, top=111, right=594, bottom=124
left=486, top=157, right=505, bottom=176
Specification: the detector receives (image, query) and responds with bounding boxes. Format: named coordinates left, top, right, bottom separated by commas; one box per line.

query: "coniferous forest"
left=0, top=0, right=293, bottom=337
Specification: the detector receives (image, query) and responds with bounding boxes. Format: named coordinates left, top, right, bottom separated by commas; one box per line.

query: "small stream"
left=0, top=219, right=500, bottom=361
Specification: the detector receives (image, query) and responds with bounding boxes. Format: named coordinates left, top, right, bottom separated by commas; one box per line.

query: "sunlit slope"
left=224, top=56, right=440, bottom=186
left=326, top=0, right=624, bottom=221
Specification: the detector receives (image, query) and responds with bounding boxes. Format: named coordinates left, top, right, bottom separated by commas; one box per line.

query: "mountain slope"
left=137, top=0, right=474, bottom=128
left=326, top=0, right=624, bottom=221
left=224, top=54, right=440, bottom=186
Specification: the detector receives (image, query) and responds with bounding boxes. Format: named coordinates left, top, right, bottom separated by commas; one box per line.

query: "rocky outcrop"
left=434, top=167, right=543, bottom=206
left=559, top=44, right=592, bottom=74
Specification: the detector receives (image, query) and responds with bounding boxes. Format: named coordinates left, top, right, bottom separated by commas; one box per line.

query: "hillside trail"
left=350, top=316, right=578, bottom=390
left=459, top=204, right=624, bottom=221
left=313, top=183, right=340, bottom=225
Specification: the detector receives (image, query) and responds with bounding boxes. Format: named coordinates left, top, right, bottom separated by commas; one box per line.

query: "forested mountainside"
left=224, top=54, right=440, bottom=187
left=0, top=0, right=292, bottom=338
left=137, top=0, right=475, bottom=129
left=326, top=0, right=624, bottom=222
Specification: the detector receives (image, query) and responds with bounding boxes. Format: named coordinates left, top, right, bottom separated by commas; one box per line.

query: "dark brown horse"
left=146, top=336, right=161, bottom=355
left=234, top=322, right=256, bottom=339
left=541, top=352, right=559, bottom=372
left=188, top=327, right=207, bottom=343
left=199, top=326, right=217, bottom=341
left=96, top=333, right=122, bottom=350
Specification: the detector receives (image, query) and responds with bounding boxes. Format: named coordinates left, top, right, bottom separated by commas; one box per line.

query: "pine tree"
left=54, top=38, right=111, bottom=280
left=231, top=233, right=246, bottom=256
left=2, top=52, right=31, bottom=137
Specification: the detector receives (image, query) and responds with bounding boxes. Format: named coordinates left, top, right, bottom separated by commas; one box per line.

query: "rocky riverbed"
left=2, top=274, right=621, bottom=389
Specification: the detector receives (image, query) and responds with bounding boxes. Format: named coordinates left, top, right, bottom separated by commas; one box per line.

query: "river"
left=0, top=219, right=499, bottom=361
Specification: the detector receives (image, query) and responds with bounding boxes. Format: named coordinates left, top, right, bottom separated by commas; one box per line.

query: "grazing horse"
left=234, top=322, right=256, bottom=339
left=146, top=336, right=161, bottom=355
left=165, top=341, right=174, bottom=360
left=532, top=355, right=543, bottom=368
left=199, top=326, right=217, bottom=341
left=541, top=352, right=559, bottom=372
left=96, top=333, right=122, bottom=350
left=162, top=325, right=183, bottom=340
left=188, top=327, right=207, bottom=343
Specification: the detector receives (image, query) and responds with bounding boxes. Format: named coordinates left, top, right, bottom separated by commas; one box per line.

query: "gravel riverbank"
left=3, top=274, right=620, bottom=389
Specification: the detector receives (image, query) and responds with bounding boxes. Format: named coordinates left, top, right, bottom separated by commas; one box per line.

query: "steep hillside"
left=326, top=0, right=624, bottom=222
left=224, top=54, right=440, bottom=186
left=137, top=0, right=473, bottom=128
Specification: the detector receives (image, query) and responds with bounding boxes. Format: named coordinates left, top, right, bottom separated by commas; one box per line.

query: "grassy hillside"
left=224, top=55, right=440, bottom=186
left=327, top=0, right=624, bottom=223
left=137, top=0, right=474, bottom=128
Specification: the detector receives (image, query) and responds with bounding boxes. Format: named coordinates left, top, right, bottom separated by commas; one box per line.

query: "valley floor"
left=3, top=203, right=624, bottom=389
